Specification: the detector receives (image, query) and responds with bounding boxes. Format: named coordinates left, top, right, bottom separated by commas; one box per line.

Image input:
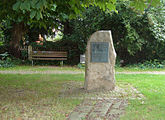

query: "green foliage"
left=63, top=6, right=105, bottom=52
left=0, top=57, right=14, bottom=68
left=62, top=3, right=151, bottom=63
left=0, top=0, right=117, bottom=28
left=124, top=59, right=165, bottom=69
left=30, top=41, right=63, bottom=50
left=143, top=3, right=165, bottom=60
left=0, top=52, right=14, bottom=68
left=0, top=28, right=4, bottom=41
left=130, top=0, right=160, bottom=11
left=77, top=63, right=85, bottom=69
left=63, top=1, right=165, bottom=64
left=0, top=52, right=24, bottom=68
left=0, top=52, right=9, bottom=60
left=116, top=2, right=147, bottom=56
left=0, top=0, right=162, bottom=63
left=0, top=22, right=5, bottom=46
left=0, top=0, right=161, bottom=26
left=138, top=59, right=164, bottom=69
left=0, top=19, right=13, bottom=49
left=12, top=0, right=47, bottom=20
left=21, top=50, right=28, bottom=59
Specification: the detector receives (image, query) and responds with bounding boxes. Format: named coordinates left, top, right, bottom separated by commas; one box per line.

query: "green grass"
left=0, top=65, right=83, bottom=72
left=117, top=74, right=165, bottom=120
left=115, top=66, right=165, bottom=72
left=2, top=65, right=165, bottom=72
left=0, top=66, right=165, bottom=119
left=0, top=74, right=84, bottom=119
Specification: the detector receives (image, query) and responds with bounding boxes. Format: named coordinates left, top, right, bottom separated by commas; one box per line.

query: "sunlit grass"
left=0, top=65, right=83, bottom=72
left=117, top=74, right=165, bottom=120
left=0, top=66, right=165, bottom=119
left=1, top=65, right=165, bottom=72
left=115, top=66, right=165, bottom=72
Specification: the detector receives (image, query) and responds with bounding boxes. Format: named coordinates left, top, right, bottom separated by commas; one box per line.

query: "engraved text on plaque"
left=90, top=42, right=109, bottom=63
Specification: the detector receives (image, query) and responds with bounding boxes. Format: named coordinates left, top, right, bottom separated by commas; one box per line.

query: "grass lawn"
left=116, top=66, right=165, bottom=72
left=1, top=65, right=165, bottom=72
left=117, top=74, right=165, bottom=120
left=0, top=65, right=83, bottom=72
left=0, top=74, right=84, bottom=119
left=0, top=66, right=165, bottom=119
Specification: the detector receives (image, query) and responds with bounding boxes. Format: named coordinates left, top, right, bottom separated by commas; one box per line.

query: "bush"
left=62, top=3, right=153, bottom=64
left=0, top=52, right=14, bottom=68
left=0, top=52, right=23, bottom=68
left=133, top=59, right=164, bottom=69
left=62, top=1, right=165, bottom=65
left=77, top=63, right=85, bottom=69
left=0, top=57, right=14, bottom=68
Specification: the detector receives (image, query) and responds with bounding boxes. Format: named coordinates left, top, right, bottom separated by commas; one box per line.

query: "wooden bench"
left=28, top=46, right=67, bottom=65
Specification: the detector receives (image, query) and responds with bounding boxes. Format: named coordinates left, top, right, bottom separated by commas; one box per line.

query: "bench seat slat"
left=32, top=58, right=67, bottom=60
left=31, top=54, right=67, bottom=57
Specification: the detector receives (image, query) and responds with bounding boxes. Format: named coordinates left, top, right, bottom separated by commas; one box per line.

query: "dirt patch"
left=1, top=70, right=165, bottom=75
left=0, top=70, right=84, bottom=74
left=59, top=81, right=145, bottom=100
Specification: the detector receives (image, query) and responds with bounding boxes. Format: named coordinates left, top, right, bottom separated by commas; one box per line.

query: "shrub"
left=62, top=1, right=165, bottom=65
left=0, top=52, right=14, bottom=68
left=0, top=52, right=23, bottom=68
left=135, top=59, right=164, bottom=69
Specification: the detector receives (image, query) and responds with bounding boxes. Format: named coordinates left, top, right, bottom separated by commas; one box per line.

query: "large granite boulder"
left=84, top=30, right=116, bottom=91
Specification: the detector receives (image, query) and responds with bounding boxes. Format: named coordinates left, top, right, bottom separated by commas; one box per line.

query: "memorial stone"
left=84, top=30, right=116, bottom=90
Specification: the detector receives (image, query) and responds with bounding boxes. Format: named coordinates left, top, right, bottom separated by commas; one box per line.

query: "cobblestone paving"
left=67, top=99, right=127, bottom=120
left=59, top=81, right=144, bottom=120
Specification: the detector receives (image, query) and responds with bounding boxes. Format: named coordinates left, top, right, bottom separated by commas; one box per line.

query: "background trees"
left=62, top=1, right=165, bottom=64
left=0, top=0, right=162, bottom=65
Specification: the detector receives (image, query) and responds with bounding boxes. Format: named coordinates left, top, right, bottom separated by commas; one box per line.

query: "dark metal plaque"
left=90, top=42, right=109, bottom=63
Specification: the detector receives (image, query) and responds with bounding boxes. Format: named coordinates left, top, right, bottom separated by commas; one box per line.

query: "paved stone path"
left=0, top=70, right=83, bottom=74
left=59, top=81, right=145, bottom=120
left=67, top=99, right=127, bottom=120
left=1, top=70, right=165, bottom=74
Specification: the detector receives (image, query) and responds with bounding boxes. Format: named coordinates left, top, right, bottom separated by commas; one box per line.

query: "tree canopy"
left=61, top=1, right=165, bottom=64
left=0, top=0, right=161, bottom=25
left=0, top=0, right=162, bottom=59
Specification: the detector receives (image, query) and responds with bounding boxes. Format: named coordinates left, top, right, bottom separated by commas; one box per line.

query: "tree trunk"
left=9, top=22, right=25, bottom=58
left=63, top=20, right=72, bottom=35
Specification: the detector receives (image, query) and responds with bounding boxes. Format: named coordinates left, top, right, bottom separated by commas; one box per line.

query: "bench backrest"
left=28, top=46, right=67, bottom=60
left=32, top=51, right=67, bottom=57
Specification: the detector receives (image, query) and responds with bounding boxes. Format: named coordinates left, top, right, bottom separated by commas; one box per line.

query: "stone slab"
left=68, top=99, right=127, bottom=120
left=85, top=30, right=116, bottom=91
